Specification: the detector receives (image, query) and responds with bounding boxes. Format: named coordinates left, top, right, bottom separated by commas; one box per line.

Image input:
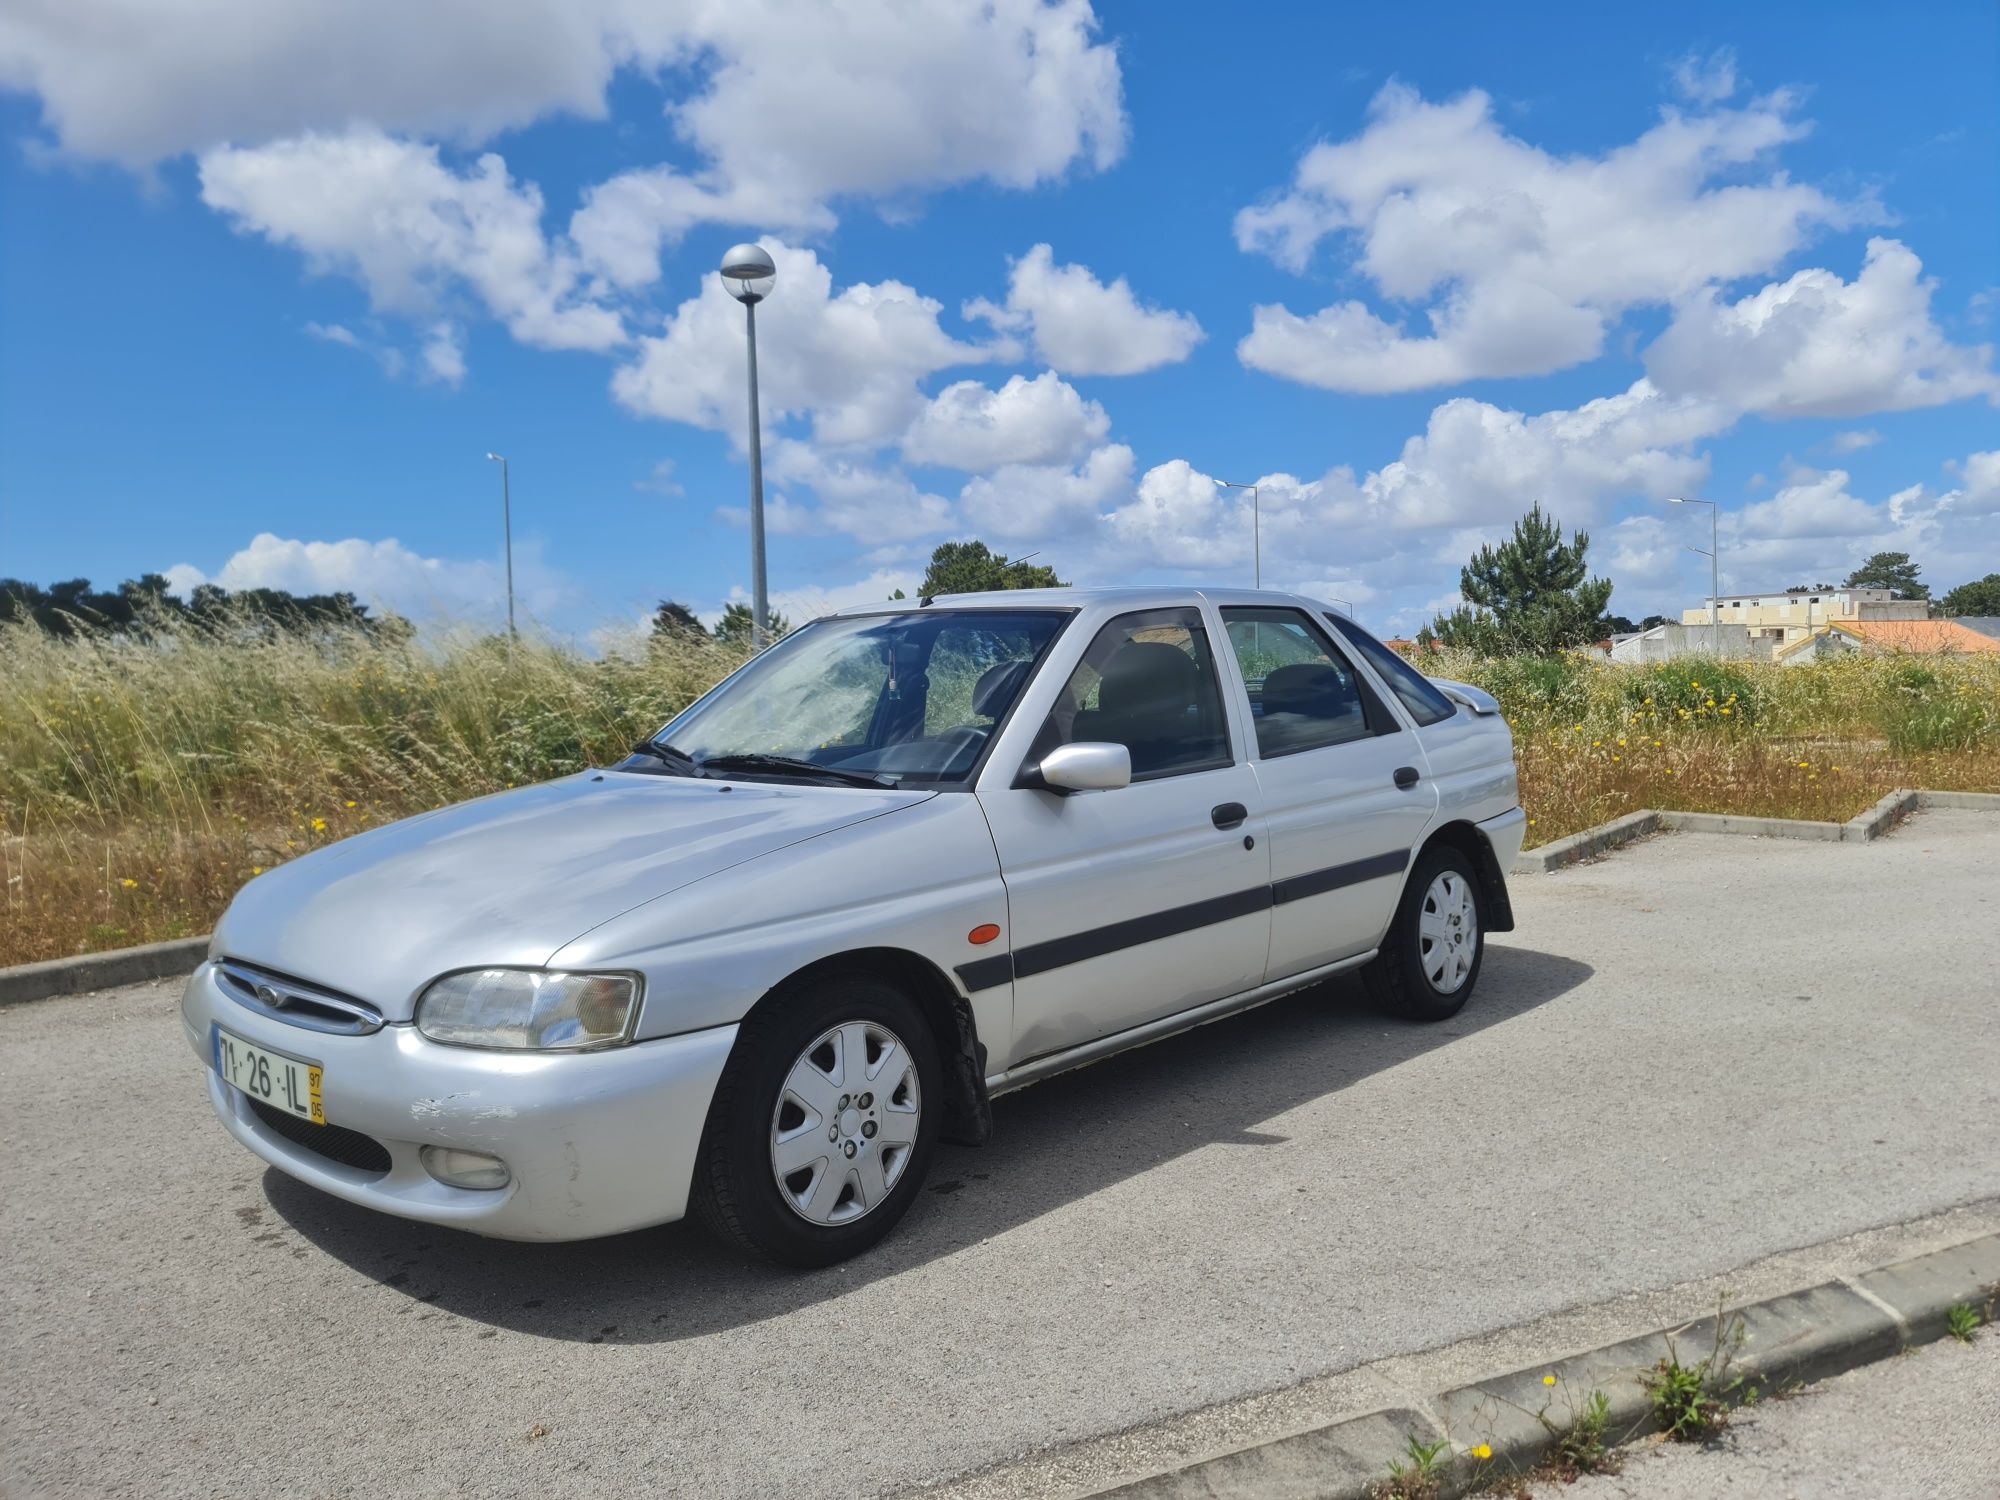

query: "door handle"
left=1393, top=766, right=1421, bottom=790
left=1210, top=802, right=1249, bottom=830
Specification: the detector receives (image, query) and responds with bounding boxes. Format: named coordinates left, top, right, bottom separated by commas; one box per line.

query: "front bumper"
left=180, top=960, right=736, bottom=1241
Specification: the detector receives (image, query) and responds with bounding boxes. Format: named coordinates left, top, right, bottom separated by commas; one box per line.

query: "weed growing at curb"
left=1372, top=1434, right=1451, bottom=1500
left=1946, top=1302, right=1983, bottom=1343
left=1644, top=1298, right=1750, bottom=1442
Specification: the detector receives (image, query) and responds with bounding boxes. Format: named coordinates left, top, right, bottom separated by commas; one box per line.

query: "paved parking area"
left=2, top=811, right=1996, bottom=1499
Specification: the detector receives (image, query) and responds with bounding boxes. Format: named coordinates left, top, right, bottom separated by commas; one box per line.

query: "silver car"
left=183, top=588, right=1524, bottom=1265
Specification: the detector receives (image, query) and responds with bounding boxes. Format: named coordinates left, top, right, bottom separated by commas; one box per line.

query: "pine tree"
left=1426, top=504, right=1613, bottom=656
left=1843, top=551, right=1929, bottom=599
left=917, top=540, right=1065, bottom=599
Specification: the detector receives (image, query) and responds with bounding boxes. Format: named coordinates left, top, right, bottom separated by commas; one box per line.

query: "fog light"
left=419, top=1145, right=511, bottom=1191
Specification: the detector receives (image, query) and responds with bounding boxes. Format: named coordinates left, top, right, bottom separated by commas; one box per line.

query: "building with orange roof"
left=1775, top=618, right=2000, bottom=665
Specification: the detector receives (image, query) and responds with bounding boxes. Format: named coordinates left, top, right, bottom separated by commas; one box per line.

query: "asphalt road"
left=2, top=811, right=1996, bottom=1500
left=1554, top=1330, right=2000, bottom=1499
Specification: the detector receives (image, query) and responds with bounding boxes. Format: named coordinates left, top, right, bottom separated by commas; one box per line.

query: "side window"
left=1221, top=607, right=1387, bottom=757
left=1325, top=615, right=1456, bottom=727
left=1034, top=608, right=1231, bottom=779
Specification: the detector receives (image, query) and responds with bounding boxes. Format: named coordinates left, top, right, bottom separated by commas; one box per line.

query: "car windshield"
left=645, top=609, right=1069, bottom=786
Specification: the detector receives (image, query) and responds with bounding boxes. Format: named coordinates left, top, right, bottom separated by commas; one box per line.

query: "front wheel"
left=1362, top=844, right=1485, bottom=1021
left=692, top=976, right=941, bottom=1267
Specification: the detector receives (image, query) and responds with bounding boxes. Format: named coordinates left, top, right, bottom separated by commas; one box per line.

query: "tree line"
left=0, top=573, right=389, bottom=638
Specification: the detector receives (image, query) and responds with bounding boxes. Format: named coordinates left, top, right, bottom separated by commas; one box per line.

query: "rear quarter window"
left=1325, top=615, right=1457, bottom=727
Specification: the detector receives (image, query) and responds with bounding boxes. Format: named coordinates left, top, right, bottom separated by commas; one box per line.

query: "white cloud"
left=1735, top=468, right=1884, bottom=539
left=964, top=244, right=1203, bottom=376
left=166, top=532, right=568, bottom=624
left=2, top=0, right=1125, bottom=202
left=569, top=3, right=1125, bottom=283
left=901, top=371, right=1109, bottom=471
left=1670, top=49, right=1739, bottom=107
left=957, top=442, right=1135, bottom=539
left=611, top=240, right=992, bottom=447
left=1942, top=450, right=2000, bottom=517
left=1645, top=239, right=2000, bottom=418
left=303, top=321, right=359, bottom=348
left=1829, top=428, right=1882, bottom=453
left=200, top=131, right=624, bottom=353
left=419, top=322, right=467, bottom=386
left=718, top=442, right=954, bottom=542
left=634, top=459, right=684, bottom=498
left=1235, top=83, right=1860, bottom=392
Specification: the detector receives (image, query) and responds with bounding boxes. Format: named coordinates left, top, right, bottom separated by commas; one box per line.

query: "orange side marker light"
left=968, top=923, right=1002, bottom=945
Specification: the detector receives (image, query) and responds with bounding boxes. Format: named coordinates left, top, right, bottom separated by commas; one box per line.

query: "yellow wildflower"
left=119, top=878, right=137, bottom=889
left=252, top=866, right=265, bottom=876
left=1544, top=1374, right=1558, bottom=1387
left=311, top=817, right=328, bottom=832
left=1471, top=1443, right=1493, bottom=1461
left=345, top=800, right=358, bottom=809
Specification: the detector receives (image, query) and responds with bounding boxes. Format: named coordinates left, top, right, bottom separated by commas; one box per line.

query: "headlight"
left=415, top=969, right=642, bottom=1050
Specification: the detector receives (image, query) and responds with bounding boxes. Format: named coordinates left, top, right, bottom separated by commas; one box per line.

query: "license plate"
left=215, top=1027, right=324, bottom=1124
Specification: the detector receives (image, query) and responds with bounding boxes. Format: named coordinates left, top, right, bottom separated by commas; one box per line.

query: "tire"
left=692, top=974, right=942, bottom=1267
left=1362, top=843, right=1486, bottom=1021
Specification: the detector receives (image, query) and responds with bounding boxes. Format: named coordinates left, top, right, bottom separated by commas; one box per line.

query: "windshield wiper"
left=695, top=752, right=895, bottom=788
left=628, top=738, right=703, bottom=775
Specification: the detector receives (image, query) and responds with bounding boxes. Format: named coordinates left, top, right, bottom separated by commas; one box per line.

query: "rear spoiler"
left=1430, top=678, right=1501, bottom=717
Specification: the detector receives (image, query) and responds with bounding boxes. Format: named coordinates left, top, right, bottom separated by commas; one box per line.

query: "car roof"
left=824, top=585, right=1337, bottom=617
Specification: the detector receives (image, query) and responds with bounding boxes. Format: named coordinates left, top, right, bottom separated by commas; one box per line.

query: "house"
left=1956, top=617, right=2000, bottom=641
left=1681, top=586, right=1928, bottom=648
left=1775, top=618, right=2000, bottom=665
left=1607, top=622, right=1764, bottom=663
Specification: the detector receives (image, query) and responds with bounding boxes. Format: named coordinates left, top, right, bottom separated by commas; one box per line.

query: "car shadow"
left=265, top=943, right=1591, bottom=1343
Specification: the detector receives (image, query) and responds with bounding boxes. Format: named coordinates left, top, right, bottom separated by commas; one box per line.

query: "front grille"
left=246, top=1097, right=392, bottom=1176
left=216, top=959, right=385, bottom=1036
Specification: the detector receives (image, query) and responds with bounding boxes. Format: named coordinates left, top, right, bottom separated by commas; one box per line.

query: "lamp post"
left=720, top=243, right=777, bottom=648
left=1668, top=496, right=1719, bottom=657
left=484, top=452, right=516, bottom=639
left=1215, top=480, right=1261, bottom=588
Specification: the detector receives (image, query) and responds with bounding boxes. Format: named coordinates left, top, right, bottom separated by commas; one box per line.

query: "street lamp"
left=720, top=242, right=777, bottom=648
left=484, top=452, right=516, bottom=639
left=1215, top=480, right=1261, bottom=588
left=1668, top=496, right=1719, bottom=656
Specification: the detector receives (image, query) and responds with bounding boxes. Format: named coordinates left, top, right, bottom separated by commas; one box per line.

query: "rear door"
left=977, top=606, right=1271, bottom=1065
left=1217, top=607, right=1438, bottom=980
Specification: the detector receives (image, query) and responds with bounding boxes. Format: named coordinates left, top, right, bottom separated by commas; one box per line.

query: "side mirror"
left=1037, top=741, right=1132, bottom=793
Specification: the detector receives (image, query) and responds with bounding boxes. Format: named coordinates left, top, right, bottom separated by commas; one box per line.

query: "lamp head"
left=720, top=242, right=777, bottom=304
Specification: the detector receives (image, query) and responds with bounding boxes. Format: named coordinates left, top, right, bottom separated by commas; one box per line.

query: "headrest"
left=1098, top=641, right=1200, bottom=713
left=971, top=658, right=1030, bottom=718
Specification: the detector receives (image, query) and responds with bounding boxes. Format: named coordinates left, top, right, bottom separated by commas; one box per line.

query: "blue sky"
left=3, top=0, right=1996, bottom=641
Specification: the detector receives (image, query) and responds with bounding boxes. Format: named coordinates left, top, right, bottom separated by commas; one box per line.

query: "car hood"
left=213, top=772, right=933, bottom=1019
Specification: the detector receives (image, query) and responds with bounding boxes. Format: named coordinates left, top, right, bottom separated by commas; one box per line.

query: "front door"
left=978, top=606, right=1272, bottom=1066
left=1219, top=607, right=1438, bottom=979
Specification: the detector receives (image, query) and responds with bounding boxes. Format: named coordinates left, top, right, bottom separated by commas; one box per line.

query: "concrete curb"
left=1515, top=787, right=1999, bottom=874
left=1089, top=1232, right=2000, bottom=1499
left=0, top=936, right=208, bottom=1008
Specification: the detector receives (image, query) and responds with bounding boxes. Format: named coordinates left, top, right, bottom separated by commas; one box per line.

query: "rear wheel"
left=1362, top=844, right=1485, bottom=1021
left=693, top=975, right=941, bottom=1267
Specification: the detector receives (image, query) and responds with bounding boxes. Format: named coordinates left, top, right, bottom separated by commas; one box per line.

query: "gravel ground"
left=2, top=810, right=1996, bottom=1499
left=1552, top=1331, right=2000, bottom=1499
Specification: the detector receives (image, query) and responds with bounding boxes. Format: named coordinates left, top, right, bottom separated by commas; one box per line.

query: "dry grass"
left=2, top=620, right=1996, bottom=964
left=0, top=618, right=746, bottom=964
